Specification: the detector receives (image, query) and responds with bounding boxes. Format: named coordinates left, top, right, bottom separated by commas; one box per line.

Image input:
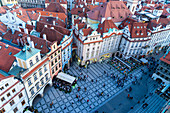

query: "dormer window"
left=29, top=60, right=33, bottom=67
left=36, top=56, right=39, bottom=62
left=120, top=16, right=123, bottom=18
left=111, top=7, right=115, bottom=9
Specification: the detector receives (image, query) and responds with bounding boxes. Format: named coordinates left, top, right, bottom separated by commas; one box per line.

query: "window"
left=55, top=58, right=57, bottom=63
left=7, top=93, right=11, bottom=97
left=39, top=69, right=43, bottom=76
left=58, top=56, right=60, bottom=60
left=28, top=78, right=32, bottom=86
left=21, top=100, right=25, bottom=106
left=41, top=78, right=44, bottom=85
left=35, top=82, right=40, bottom=91
left=29, top=60, right=33, bottom=67
left=34, top=74, right=37, bottom=82
left=59, top=63, right=61, bottom=68
left=0, top=108, right=5, bottom=112
left=44, top=65, right=47, bottom=72
left=1, top=97, right=5, bottom=102
left=30, top=88, right=35, bottom=95
left=36, top=56, right=39, bottom=62
left=87, top=49, right=89, bottom=51
left=51, top=61, right=54, bottom=66
left=10, top=100, right=15, bottom=106
left=5, top=83, right=9, bottom=87
left=45, top=74, right=48, bottom=81
left=51, top=55, right=53, bottom=59
left=88, top=44, right=90, bottom=46
left=93, top=43, right=95, bottom=45
left=19, top=93, right=23, bottom=98
left=13, top=107, right=18, bottom=113
left=0, top=86, right=4, bottom=90
left=52, top=68, right=54, bottom=74
left=12, top=89, right=16, bottom=93
left=55, top=66, right=58, bottom=71
left=93, top=48, right=95, bottom=50
left=58, top=50, right=60, bottom=53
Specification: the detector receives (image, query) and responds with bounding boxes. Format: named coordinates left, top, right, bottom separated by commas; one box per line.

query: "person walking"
left=87, top=99, right=89, bottom=103
left=50, top=101, right=53, bottom=108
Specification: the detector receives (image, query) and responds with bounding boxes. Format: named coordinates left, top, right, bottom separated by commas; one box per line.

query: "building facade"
left=17, top=0, right=45, bottom=8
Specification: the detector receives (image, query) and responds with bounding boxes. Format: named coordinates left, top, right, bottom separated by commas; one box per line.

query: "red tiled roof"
left=0, top=7, right=6, bottom=14
left=82, top=27, right=93, bottom=36
left=45, top=0, right=67, bottom=4
left=118, top=17, right=137, bottom=29
left=0, top=21, right=7, bottom=35
left=45, top=2, right=67, bottom=14
left=97, top=19, right=119, bottom=34
left=87, top=1, right=132, bottom=23
left=36, top=21, right=70, bottom=35
left=39, top=16, right=66, bottom=28
left=2, top=30, right=51, bottom=54
left=40, top=27, right=64, bottom=45
left=78, top=22, right=87, bottom=30
left=20, top=24, right=35, bottom=34
left=11, top=8, right=30, bottom=23
left=128, top=22, right=148, bottom=38
left=37, top=11, right=67, bottom=22
left=160, top=51, right=170, bottom=65
left=71, top=6, right=90, bottom=17
left=0, top=42, right=20, bottom=72
left=26, top=8, right=45, bottom=12
left=27, top=11, right=39, bottom=21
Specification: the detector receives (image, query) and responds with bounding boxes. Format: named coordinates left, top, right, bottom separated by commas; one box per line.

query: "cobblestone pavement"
left=35, top=60, right=146, bottom=113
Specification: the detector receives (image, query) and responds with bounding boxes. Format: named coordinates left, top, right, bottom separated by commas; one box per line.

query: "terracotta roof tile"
left=36, top=21, right=70, bottom=35
left=0, top=7, right=6, bottom=14
left=0, top=21, right=7, bottom=35
left=27, top=11, right=39, bottom=21
left=0, top=42, right=20, bottom=72
left=39, top=16, right=66, bottom=28
left=2, top=30, right=51, bottom=54
left=45, top=2, right=67, bottom=14
left=37, top=11, right=67, bottom=22
left=87, top=1, right=132, bottom=23
left=11, top=8, right=30, bottom=23
left=40, top=27, right=64, bottom=45
left=97, top=19, right=119, bottom=34
left=82, top=27, right=93, bottom=36
left=78, top=22, right=87, bottom=30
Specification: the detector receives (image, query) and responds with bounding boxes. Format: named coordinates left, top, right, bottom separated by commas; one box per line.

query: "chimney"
left=101, top=17, right=106, bottom=24
left=76, top=5, right=78, bottom=8
left=44, top=25, right=48, bottom=28
left=83, top=8, right=85, bottom=12
left=43, top=34, right=47, bottom=40
left=51, top=27, right=54, bottom=29
left=5, top=44, right=9, bottom=48
left=92, top=0, right=94, bottom=5
left=24, top=28, right=28, bottom=34
left=53, top=20, right=55, bottom=25
left=107, top=17, right=112, bottom=20
left=13, top=12, right=16, bottom=16
left=19, top=10, right=22, bottom=15
left=31, top=41, right=35, bottom=48
left=56, top=16, right=58, bottom=20
left=27, top=36, right=31, bottom=44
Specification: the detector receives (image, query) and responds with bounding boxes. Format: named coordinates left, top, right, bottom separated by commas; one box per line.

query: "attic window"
left=128, top=22, right=130, bottom=23
left=46, top=13, right=48, bottom=15
left=100, top=27, right=102, bottom=29
left=41, top=19, right=43, bottom=20
left=101, top=5, right=103, bottom=7
left=41, top=45, right=43, bottom=48
left=117, top=7, right=120, bottom=9
left=35, top=43, right=37, bottom=46
left=100, top=15, right=102, bottom=17
left=126, top=21, right=128, bottom=23
left=9, top=52, right=12, bottom=55
left=112, top=17, right=114, bottom=19
left=111, top=7, right=115, bottom=9
left=129, top=13, right=131, bottom=15
left=135, top=30, right=137, bottom=34
left=120, top=16, right=123, bottom=18
left=92, top=11, right=94, bottom=12
left=122, top=7, right=125, bottom=9
left=47, top=19, right=48, bottom=21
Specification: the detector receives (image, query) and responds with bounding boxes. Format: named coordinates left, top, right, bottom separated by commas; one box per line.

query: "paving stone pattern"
left=35, top=60, right=146, bottom=113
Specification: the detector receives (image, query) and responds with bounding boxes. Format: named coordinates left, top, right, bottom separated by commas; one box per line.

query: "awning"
left=57, top=72, right=76, bottom=84
left=161, top=84, right=170, bottom=93
left=140, top=58, right=148, bottom=63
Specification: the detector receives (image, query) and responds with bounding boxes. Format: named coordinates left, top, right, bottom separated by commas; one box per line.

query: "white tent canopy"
left=140, top=58, right=148, bottom=63
left=57, top=72, right=76, bottom=84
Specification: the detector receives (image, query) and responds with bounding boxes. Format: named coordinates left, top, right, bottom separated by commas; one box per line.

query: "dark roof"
left=45, top=2, right=67, bottom=14
left=40, top=27, right=64, bottom=45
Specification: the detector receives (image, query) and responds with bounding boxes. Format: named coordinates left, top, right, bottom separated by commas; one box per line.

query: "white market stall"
left=140, top=58, right=148, bottom=64
left=57, top=72, right=76, bottom=84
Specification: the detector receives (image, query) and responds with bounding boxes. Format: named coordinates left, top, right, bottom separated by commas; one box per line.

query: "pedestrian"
left=96, top=79, right=97, bottom=82
left=64, top=106, right=66, bottom=109
left=103, top=84, right=105, bottom=87
left=50, top=101, right=53, bottom=108
left=138, top=101, right=140, bottom=103
left=84, top=87, right=87, bottom=91
left=76, top=94, right=79, bottom=98
left=78, top=88, right=80, bottom=91
left=130, top=106, right=133, bottom=109
left=91, top=79, right=93, bottom=82
left=87, top=99, right=89, bottom=102
left=128, top=94, right=130, bottom=98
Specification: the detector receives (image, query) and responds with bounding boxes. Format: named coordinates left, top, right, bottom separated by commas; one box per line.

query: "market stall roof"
left=140, top=58, right=148, bottom=63
left=115, top=56, right=131, bottom=69
left=161, top=84, right=170, bottom=93
left=131, top=56, right=142, bottom=63
left=57, top=72, right=76, bottom=84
